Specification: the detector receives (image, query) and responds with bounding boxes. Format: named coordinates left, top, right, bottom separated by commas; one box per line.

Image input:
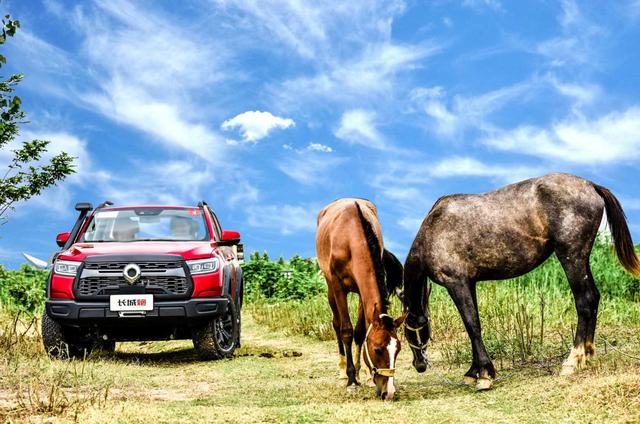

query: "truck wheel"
left=192, top=299, right=238, bottom=360
left=41, top=312, right=92, bottom=359
left=235, top=273, right=243, bottom=348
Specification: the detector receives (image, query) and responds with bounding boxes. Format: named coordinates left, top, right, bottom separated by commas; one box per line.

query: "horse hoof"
left=560, top=365, right=576, bottom=376
left=337, top=378, right=349, bottom=387
left=463, top=376, right=477, bottom=386
left=476, top=377, right=492, bottom=391
left=346, top=385, right=359, bottom=395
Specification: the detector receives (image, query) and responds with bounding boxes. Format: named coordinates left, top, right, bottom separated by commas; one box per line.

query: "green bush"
left=241, top=252, right=326, bottom=301
left=0, top=265, right=48, bottom=315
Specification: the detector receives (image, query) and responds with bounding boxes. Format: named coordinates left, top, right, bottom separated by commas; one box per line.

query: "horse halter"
left=404, top=321, right=429, bottom=350
left=363, top=314, right=397, bottom=378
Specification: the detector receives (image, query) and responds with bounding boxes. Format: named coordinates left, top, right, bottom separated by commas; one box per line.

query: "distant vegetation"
left=241, top=252, right=326, bottom=301
left=247, top=242, right=640, bottom=367
left=0, top=265, right=47, bottom=316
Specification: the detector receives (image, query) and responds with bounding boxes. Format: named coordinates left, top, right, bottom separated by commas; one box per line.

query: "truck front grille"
left=75, top=259, right=192, bottom=300
left=77, top=276, right=189, bottom=297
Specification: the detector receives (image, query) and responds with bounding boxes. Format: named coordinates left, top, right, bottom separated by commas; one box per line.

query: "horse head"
left=404, top=312, right=431, bottom=373
left=363, top=312, right=406, bottom=401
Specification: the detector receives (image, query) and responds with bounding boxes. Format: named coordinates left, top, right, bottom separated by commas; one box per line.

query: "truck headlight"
left=187, top=258, right=219, bottom=275
left=54, top=260, right=81, bottom=276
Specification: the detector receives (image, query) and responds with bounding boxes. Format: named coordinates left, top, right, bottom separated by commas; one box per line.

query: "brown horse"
left=402, top=173, right=640, bottom=390
left=316, top=198, right=405, bottom=400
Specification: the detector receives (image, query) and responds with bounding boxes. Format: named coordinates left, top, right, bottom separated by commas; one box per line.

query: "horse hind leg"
left=445, top=279, right=496, bottom=390
left=557, top=251, right=600, bottom=376
left=462, top=283, right=482, bottom=386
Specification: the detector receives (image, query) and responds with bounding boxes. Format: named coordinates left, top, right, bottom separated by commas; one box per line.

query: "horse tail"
left=383, top=249, right=404, bottom=300
left=354, top=202, right=389, bottom=309
left=593, top=183, right=640, bottom=277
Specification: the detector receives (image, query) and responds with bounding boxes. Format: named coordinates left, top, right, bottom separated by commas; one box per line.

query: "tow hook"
left=118, top=311, right=147, bottom=318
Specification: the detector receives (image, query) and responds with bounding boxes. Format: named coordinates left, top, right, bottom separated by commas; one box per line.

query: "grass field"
left=1, top=307, right=639, bottom=423
left=0, top=244, right=639, bottom=422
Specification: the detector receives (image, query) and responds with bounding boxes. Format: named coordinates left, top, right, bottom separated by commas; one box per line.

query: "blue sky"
left=1, top=0, right=640, bottom=268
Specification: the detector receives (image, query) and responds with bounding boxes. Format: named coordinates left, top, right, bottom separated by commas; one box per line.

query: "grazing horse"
left=316, top=198, right=405, bottom=401
left=402, top=173, right=640, bottom=390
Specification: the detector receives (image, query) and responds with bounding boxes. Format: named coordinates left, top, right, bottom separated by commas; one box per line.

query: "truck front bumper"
left=45, top=297, right=228, bottom=323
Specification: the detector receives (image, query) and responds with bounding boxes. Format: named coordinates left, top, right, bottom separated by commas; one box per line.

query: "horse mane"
left=354, top=201, right=389, bottom=312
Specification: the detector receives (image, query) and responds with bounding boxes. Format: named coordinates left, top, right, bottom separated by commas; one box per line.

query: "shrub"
left=241, top=252, right=325, bottom=301
left=0, top=265, right=48, bottom=315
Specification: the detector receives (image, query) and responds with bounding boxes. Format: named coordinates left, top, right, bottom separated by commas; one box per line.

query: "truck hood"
left=57, top=241, right=216, bottom=262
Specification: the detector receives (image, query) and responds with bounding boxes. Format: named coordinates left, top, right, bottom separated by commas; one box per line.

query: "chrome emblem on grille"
left=123, top=263, right=141, bottom=284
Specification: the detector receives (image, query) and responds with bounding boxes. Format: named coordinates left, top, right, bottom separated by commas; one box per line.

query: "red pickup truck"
left=42, top=201, right=243, bottom=360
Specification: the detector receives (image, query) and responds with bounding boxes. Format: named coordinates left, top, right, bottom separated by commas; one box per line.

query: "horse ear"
left=394, top=311, right=408, bottom=328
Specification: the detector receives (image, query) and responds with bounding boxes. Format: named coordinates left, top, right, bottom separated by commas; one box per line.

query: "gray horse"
left=402, top=173, right=640, bottom=390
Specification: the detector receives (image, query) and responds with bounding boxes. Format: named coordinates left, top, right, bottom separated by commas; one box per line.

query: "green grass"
left=250, top=242, right=640, bottom=369
left=0, top=242, right=638, bottom=422
left=1, top=312, right=639, bottom=423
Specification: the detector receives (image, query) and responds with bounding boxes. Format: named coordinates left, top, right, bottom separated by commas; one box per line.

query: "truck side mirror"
left=219, top=230, right=240, bottom=245
left=56, top=232, right=70, bottom=248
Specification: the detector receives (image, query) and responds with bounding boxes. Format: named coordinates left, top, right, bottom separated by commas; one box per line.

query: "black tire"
left=235, top=272, right=243, bottom=348
left=192, top=299, right=238, bottom=360
left=41, top=312, right=92, bottom=359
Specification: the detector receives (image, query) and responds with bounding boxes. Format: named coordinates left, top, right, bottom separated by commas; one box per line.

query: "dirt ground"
left=3, top=313, right=640, bottom=423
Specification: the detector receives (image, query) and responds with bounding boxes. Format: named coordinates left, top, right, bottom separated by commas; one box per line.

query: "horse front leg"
left=328, top=290, right=348, bottom=383
left=446, top=281, right=496, bottom=390
left=353, top=299, right=374, bottom=387
left=333, top=287, right=358, bottom=388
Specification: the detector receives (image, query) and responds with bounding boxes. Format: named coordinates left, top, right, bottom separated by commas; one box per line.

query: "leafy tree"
left=0, top=15, right=75, bottom=223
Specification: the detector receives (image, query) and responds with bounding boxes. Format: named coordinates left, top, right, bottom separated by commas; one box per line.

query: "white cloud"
left=83, top=83, right=225, bottom=159
left=221, top=111, right=295, bottom=143
left=409, top=86, right=445, bottom=102
left=215, top=0, right=406, bottom=61
left=397, top=216, right=424, bottom=232
left=278, top=151, right=345, bottom=185
left=307, top=143, right=333, bottom=153
left=374, top=156, right=543, bottom=188
left=19, top=0, right=231, bottom=163
left=246, top=203, right=317, bottom=235
left=277, top=42, right=439, bottom=107
left=548, top=77, right=600, bottom=107
left=429, top=157, right=541, bottom=182
left=483, top=107, right=640, bottom=164
left=228, top=180, right=259, bottom=206
left=536, top=0, right=604, bottom=68
left=423, top=81, right=536, bottom=138
left=380, top=186, right=423, bottom=201
left=219, top=1, right=437, bottom=108
left=335, top=109, right=386, bottom=149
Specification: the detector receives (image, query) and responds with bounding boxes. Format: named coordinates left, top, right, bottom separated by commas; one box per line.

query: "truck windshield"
left=79, top=208, right=209, bottom=242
